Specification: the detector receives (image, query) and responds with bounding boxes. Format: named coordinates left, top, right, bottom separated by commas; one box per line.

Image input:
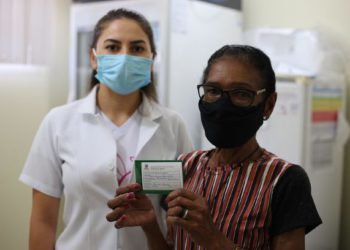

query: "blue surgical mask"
left=94, top=51, right=153, bottom=95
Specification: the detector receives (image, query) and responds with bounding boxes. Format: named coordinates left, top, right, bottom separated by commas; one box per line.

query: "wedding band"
left=181, top=208, right=189, bottom=219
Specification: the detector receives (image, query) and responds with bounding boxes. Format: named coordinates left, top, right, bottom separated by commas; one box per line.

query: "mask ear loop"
left=92, top=48, right=97, bottom=56
left=92, top=49, right=99, bottom=71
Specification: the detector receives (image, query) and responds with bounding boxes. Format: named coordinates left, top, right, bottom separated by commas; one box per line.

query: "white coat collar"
left=136, top=94, right=162, bottom=156
left=77, top=85, right=162, bottom=121
left=77, top=85, right=99, bottom=115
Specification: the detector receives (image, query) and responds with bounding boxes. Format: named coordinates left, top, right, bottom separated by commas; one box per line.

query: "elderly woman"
left=106, top=45, right=322, bottom=250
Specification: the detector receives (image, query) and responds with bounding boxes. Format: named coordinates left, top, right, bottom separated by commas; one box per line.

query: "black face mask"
left=198, top=96, right=265, bottom=148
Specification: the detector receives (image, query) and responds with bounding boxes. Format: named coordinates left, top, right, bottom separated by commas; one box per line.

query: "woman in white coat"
left=20, top=9, right=193, bottom=250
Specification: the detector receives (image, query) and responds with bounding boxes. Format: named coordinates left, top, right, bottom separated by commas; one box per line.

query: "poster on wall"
left=311, top=84, right=342, bottom=170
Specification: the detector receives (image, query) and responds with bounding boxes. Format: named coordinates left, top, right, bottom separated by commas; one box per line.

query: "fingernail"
left=134, top=184, right=141, bottom=191
left=127, top=193, right=134, bottom=200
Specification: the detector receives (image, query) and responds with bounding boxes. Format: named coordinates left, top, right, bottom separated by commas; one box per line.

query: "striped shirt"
left=174, top=149, right=293, bottom=250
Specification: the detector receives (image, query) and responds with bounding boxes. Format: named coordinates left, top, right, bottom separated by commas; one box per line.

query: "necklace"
left=213, top=144, right=261, bottom=168
left=236, top=145, right=261, bottom=166
left=200, top=145, right=262, bottom=213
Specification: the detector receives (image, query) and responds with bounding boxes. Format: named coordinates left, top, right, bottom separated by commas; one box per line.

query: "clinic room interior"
left=1, top=0, right=350, bottom=249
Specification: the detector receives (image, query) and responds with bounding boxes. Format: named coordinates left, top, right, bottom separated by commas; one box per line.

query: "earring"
left=263, top=116, right=268, bottom=120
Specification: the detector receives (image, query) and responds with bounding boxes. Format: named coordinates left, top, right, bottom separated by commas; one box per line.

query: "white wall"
left=242, top=0, right=350, bottom=249
left=0, top=66, right=49, bottom=250
left=0, top=1, right=70, bottom=249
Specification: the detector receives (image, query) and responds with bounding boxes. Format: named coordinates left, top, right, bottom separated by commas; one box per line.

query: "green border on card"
left=134, top=160, right=183, bottom=194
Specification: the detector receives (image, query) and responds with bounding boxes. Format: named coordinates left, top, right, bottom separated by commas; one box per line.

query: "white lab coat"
left=19, top=86, right=194, bottom=250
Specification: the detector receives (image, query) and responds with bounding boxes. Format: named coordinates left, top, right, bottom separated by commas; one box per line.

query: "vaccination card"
left=134, top=160, right=183, bottom=194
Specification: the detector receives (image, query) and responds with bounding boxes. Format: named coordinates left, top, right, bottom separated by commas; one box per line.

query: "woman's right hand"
left=106, top=183, right=156, bottom=229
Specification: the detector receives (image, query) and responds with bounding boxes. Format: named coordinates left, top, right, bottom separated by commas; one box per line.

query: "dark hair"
left=201, top=45, right=276, bottom=97
left=90, top=8, right=158, bottom=102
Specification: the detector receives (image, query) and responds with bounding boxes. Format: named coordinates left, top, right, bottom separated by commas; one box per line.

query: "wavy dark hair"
left=90, top=8, right=158, bottom=102
left=201, top=45, right=276, bottom=97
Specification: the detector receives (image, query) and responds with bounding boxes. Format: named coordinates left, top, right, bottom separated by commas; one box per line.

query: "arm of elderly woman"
left=271, top=228, right=305, bottom=250
left=269, top=165, right=321, bottom=250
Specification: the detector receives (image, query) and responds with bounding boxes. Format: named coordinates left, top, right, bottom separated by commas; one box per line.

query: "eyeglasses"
left=197, top=84, right=266, bottom=107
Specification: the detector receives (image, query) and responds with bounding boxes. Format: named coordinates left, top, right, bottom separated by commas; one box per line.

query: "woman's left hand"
left=165, top=188, right=228, bottom=248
